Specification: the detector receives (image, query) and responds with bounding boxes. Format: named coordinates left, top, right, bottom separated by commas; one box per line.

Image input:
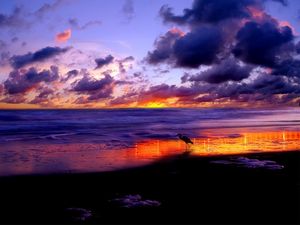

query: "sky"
left=0, top=0, right=300, bottom=109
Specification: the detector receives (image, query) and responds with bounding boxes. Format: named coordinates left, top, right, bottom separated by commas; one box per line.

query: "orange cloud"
left=55, top=29, right=72, bottom=42
left=247, top=6, right=264, bottom=20
left=169, top=27, right=185, bottom=37
left=278, top=21, right=298, bottom=35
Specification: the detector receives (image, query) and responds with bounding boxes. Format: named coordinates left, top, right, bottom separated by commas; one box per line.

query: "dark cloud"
left=296, top=41, right=300, bottom=54
left=118, top=56, right=134, bottom=73
left=159, top=0, right=287, bottom=26
left=68, top=18, right=102, bottom=30
left=146, top=29, right=182, bottom=65
left=10, top=46, right=70, bottom=69
left=146, top=26, right=223, bottom=68
left=3, top=66, right=59, bottom=94
left=160, top=0, right=254, bottom=25
left=272, top=59, right=300, bottom=78
left=120, top=56, right=134, bottom=62
left=181, top=72, right=190, bottom=83
left=121, top=0, right=135, bottom=23
left=249, top=74, right=298, bottom=95
left=72, top=74, right=113, bottom=92
left=71, top=74, right=115, bottom=101
left=190, top=73, right=300, bottom=104
left=188, top=59, right=253, bottom=83
left=173, top=26, right=223, bottom=68
left=61, top=69, right=79, bottom=82
left=95, top=55, right=114, bottom=69
left=109, top=69, right=300, bottom=106
left=233, top=21, right=294, bottom=67
left=151, top=0, right=295, bottom=71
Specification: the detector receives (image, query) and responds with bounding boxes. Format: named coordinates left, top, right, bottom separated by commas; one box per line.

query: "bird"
left=177, top=133, right=193, bottom=150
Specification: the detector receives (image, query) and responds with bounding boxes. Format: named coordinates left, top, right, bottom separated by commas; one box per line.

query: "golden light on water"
left=0, top=130, right=299, bottom=176
left=132, top=130, right=300, bottom=158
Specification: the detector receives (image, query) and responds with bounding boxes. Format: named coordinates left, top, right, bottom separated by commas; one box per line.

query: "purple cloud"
left=188, top=59, right=253, bottom=83
left=94, top=55, right=114, bottom=70
left=3, top=66, right=59, bottom=94
left=10, top=46, right=70, bottom=69
left=71, top=74, right=115, bottom=101
left=233, top=21, right=294, bottom=67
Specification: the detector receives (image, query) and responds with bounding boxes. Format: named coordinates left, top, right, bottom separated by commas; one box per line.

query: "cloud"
left=146, top=26, right=223, bottom=68
left=55, top=29, right=72, bottom=42
left=29, top=87, right=55, bottom=105
left=10, top=46, right=70, bottom=69
left=151, top=0, right=296, bottom=70
left=159, top=0, right=256, bottom=26
left=95, top=55, right=114, bottom=69
left=1, top=94, right=26, bottom=104
left=37, top=87, right=54, bottom=98
left=111, top=70, right=300, bottom=107
left=3, top=66, right=59, bottom=95
left=0, top=0, right=65, bottom=30
left=146, top=28, right=184, bottom=65
left=233, top=21, right=294, bottom=67
left=296, top=41, right=300, bottom=54
left=159, top=0, right=287, bottom=26
left=68, top=18, right=102, bottom=30
left=120, top=56, right=134, bottom=62
left=121, top=0, right=135, bottom=23
left=33, top=0, right=65, bottom=19
left=118, top=56, right=134, bottom=73
left=0, top=51, right=10, bottom=66
left=71, top=74, right=115, bottom=101
left=0, top=6, right=29, bottom=28
left=173, top=26, right=223, bottom=68
left=188, top=59, right=253, bottom=83
left=272, top=59, right=300, bottom=78
left=61, top=69, right=79, bottom=82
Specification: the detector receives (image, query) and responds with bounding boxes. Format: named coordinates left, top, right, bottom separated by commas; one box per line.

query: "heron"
left=177, top=133, right=193, bottom=151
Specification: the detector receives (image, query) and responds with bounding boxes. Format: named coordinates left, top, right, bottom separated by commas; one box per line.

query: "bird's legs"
left=185, top=143, right=190, bottom=152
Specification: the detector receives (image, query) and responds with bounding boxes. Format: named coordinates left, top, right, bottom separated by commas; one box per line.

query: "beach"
left=0, top=108, right=299, bottom=224
left=0, top=150, right=299, bottom=224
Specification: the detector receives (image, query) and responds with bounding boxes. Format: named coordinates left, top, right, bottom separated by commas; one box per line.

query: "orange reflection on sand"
left=132, top=130, right=300, bottom=159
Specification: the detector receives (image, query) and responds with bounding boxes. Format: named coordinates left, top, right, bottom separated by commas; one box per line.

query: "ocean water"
left=0, top=108, right=299, bottom=176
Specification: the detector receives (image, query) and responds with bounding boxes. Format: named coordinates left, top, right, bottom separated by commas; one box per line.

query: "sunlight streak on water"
left=0, top=130, right=299, bottom=176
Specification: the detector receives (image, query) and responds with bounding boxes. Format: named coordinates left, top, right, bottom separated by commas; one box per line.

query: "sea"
left=0, top=108, right=299, bottom=176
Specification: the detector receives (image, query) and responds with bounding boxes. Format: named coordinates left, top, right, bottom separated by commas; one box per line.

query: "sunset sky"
left=0, top=0, right=300, bottom=108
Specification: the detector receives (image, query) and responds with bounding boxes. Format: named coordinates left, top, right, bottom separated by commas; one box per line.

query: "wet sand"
left=0, top=150, right=299, bottom=224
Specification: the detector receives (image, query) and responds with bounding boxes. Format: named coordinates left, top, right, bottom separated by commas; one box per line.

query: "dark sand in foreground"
left=0, top=150, right=299, bottom=224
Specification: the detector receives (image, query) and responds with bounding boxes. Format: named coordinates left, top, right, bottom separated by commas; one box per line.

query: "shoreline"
left=0, top=150, right=299, bottom=224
